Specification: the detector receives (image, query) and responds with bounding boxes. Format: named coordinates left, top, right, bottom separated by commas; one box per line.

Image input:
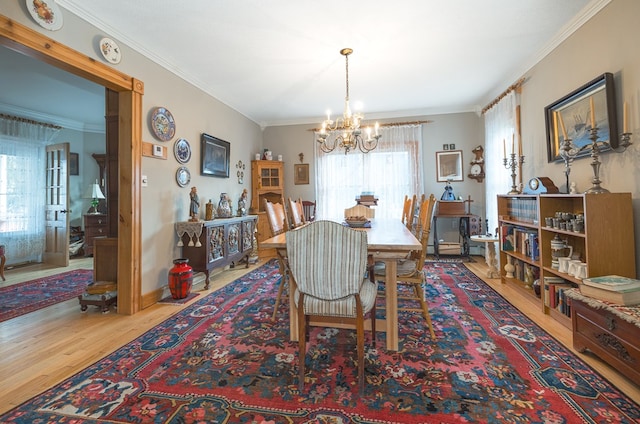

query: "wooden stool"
left=0, top=244, right=5, bottom=281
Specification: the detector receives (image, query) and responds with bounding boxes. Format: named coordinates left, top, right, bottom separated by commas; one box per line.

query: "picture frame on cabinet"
left=69, top=152, right=79, bottom=175
left=545, top=72, right=617, bottom=162
left=435, top=150, right=463, bottom=182
left=294, top=164, right=309, bottom=185
left=201, top=133, right=230, bottom=178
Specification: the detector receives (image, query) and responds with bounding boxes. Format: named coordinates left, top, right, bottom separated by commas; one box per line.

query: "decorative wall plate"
left=99, top=37, right=121, bottom=64
left=150, top=107, right=176, bottom=141
left=173, top=138, right=191, bottom=163
left=26, top=0, right=63, bottom=31
left=176, top=166, right=191, bottom=187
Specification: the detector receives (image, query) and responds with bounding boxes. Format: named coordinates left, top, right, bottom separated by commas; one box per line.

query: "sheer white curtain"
left=484, top=91, right=518, bottom=236
left=0, top=115, right=60, bottom=265
left=315, top=124, right=423, bottom=220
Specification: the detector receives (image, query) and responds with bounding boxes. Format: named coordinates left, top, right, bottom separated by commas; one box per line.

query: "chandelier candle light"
left=316, top=48, right=381, bottom=154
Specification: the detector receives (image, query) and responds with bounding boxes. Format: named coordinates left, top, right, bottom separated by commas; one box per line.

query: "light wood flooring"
left=0, top=256, right=638, bottom=414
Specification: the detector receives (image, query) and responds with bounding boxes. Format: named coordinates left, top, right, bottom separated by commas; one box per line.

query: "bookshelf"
left=497, top=193, right=636, bottom=328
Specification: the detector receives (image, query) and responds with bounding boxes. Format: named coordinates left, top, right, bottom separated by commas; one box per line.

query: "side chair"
left=264, top=198, right=289, bottom=321
left=374, top=194, right=437, bottom=340
left=287, top=197, right=306, bottom=229
left=344, top=204, right=375, bottom=219
left=301, top=200, right=316, bottom=222
left=286, top=220, right=377, bottom=393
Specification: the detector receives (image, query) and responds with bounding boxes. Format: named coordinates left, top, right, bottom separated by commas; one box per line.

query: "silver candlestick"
left=503, top=152, right=524, bottom=194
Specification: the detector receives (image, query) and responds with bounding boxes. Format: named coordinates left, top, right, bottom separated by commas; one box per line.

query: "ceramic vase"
left=168, top=258, right=193, bottom=299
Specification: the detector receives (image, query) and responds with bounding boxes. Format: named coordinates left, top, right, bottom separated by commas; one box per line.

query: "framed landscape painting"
left=201, top=133, right=230, bottom=178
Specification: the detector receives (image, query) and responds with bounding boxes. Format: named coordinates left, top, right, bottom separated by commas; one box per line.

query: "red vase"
left=168, top=258, right=193, bottom=299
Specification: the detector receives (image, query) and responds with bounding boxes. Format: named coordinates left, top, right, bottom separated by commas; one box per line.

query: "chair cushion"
left=374, top=259, right=418, bottom=276
left=295, top=279, right=376, bottom=318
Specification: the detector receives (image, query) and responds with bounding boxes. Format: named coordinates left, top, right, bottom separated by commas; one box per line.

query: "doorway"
left=0, top=16, right=142, bottom=314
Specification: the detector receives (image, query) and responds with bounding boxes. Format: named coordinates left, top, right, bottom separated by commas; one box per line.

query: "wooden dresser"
left=84, top=214, right=108, bottom=256
left=570, top=293, right=640, bottom=385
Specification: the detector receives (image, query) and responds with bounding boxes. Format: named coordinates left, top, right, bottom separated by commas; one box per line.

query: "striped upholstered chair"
left=286, top=220, right=376, bottom=393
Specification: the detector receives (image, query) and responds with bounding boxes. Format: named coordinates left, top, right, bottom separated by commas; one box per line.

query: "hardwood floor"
left=0, top=256, right=638, bottom=414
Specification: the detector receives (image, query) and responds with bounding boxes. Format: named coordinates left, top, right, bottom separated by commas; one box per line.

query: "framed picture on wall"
left=69, top=152, right=79, bottom=175
left=294, top=163, right=309, bottom=185
left=201, top=133, right=230, bottom=178
left=545, top=72, right=617, bottom=162
left=435, top=150, right=463, bottom=182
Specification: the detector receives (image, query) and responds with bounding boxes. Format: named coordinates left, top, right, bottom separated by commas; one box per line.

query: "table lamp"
left=84, top=179, right=105, bottom=214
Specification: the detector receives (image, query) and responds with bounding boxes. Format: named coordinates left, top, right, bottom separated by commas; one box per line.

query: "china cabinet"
left=250, top=160, right=284, bottom=257
left=497, top=193, right=636, bottom=328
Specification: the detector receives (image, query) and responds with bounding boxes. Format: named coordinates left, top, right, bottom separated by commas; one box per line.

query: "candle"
left=374, top=122, right=379, bottom=136
left=511, top=134, right=515, bottom=156
left=503, top=139, right=506, bottom=159
left=623, top=101, right=628, bottom=133
left=557, top=111, right=568, bottom=140
left=590, top=97, right=596, bottom=128
left=518, top=135, right=522, bottom=156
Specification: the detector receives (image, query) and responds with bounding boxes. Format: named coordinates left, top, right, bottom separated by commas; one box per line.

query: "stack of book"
left=579, top=275, right=640, bottom=305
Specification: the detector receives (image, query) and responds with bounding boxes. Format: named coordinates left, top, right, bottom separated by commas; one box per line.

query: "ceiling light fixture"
left=317, top=48, right=381, bottom=154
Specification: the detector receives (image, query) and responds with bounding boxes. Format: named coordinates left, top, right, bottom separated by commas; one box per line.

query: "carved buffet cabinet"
left=177, top=216, right=257, bottom=289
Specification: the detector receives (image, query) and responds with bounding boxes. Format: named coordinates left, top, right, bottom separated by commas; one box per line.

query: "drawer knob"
left=606, top=315, right=616, bottom=331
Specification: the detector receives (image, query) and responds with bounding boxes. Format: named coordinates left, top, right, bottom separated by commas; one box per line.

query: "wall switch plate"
left=142, top=175, right=148, bottom=187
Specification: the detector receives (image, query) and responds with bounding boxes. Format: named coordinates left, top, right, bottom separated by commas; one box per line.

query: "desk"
left=470, top=235, right=500, bottom=278
left=262, top=219, right=421, bottom=352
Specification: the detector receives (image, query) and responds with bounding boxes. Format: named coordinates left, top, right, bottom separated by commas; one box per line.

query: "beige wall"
left=513, top=0, right=640, bottom=274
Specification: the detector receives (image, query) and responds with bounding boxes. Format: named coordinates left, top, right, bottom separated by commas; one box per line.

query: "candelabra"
left=559, top=126, right=633, bottom=194
left=503, top=152, right=525, bottom=194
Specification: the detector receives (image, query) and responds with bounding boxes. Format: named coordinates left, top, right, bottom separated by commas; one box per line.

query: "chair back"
left=302, top=200, right=316, bottom=222
left=344, top=204, right=375, bottom=219
left=413, top=194, right=436, bottom=263
left=286, top=220, right=368, bottom=304
left=263, top=198, right=288, bottom=236
left=288, top=197, right=306, bottom=228
left=402, top=195, right=417, bottom=230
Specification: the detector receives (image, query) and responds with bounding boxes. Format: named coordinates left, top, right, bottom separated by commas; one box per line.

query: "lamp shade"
left=83, top=180, right=105, bottom=199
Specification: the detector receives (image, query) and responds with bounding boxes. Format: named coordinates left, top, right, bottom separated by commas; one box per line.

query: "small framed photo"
left=201, top=133, right=230, bottom=178
left=294, top=163, right=309, bottom=185
left=442, top=144, right=449, bottom=150
left=435, top=150, right=464, bottom=182
left=69, top=152, right=79, bottom=175
left=449, top=143, right=456, bottom=150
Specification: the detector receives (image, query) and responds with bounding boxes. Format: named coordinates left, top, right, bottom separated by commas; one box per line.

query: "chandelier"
left=317, top=48, right=381, bottom=154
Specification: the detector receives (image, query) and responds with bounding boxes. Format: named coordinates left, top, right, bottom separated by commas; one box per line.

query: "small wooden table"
left=262, top=219, right=421, bottom=351
left=470, top=235, right=500, bottom=278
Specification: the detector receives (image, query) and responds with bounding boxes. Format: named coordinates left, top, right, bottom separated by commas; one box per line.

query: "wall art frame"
left=201, top=133, right=230, bottom=178
left=69, top=152, right=79, bottom=175
left=435, top=150, right=463, bottom=182
left=294, top=163, right=309, bottom=185
left=545, top=72, right=618, bottom=162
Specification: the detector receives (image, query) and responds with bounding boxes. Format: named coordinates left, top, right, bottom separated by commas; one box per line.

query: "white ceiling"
left=4, top=0, right=604, bottom=130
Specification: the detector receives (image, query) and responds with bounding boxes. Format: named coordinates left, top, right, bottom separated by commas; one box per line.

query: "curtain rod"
left=481, top=77, right=526, bottom=115
left=0, top=113, right=62, bottom=130
left=308, top=119, right=432, bottom=132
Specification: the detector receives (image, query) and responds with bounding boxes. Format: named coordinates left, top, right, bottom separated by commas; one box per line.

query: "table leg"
left=384, top=258, right=399, bottom=351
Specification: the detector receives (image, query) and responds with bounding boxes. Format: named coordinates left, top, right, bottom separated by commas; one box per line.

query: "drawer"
left=84, top=214, right=107, bottom=227
left=85, top=226, right=107, bottom=238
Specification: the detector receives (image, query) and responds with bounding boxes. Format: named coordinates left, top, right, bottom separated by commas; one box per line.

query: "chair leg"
left=414, top=284, right=436, bottom=340
left=297, top=295, right=306, bottom=391
left=272, top=274, right=286, bottom=321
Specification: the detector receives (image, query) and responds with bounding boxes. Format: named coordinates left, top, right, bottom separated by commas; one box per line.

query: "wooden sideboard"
left=177, top=216, right=257, bottom=289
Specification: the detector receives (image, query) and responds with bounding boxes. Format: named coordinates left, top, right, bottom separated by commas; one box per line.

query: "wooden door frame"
left=0, top=16, right=142, bottom=314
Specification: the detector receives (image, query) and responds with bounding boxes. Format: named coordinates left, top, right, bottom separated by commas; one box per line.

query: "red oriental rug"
left=1, top=260, right=638, bottom=423
left=0, top=269, right=92, bottom=323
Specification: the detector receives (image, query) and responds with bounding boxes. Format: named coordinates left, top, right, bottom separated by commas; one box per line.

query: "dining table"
left=261, top=218, right=422, bottom=351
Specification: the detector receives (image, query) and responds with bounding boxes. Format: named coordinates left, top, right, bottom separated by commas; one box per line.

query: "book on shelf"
left=581, top=275, right=640, bottom=291
left=579, top=283, right=640, bottom=306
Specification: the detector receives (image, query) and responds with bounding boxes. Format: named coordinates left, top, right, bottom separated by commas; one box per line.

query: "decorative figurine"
left=569, top=182, right=578, bottom=194
left=237, top=189, right=248, bottom=216
left=218, top=193, right=232, bottom=218
left=441, top=180, right=456, bottom=201
left=189, top=186, right=200, bottom=222
left=205, top=199, right=215, bottom=220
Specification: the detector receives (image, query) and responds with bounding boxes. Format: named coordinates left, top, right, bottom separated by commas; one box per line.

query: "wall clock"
left=468, top=145, right=485, bottom=182
left=523, top=177, right=559, bottom=194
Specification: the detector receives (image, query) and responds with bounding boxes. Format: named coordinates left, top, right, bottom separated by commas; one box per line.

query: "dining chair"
left=287, top=197, right=306, bottom=229
left=401, top=195, right=415, bottom=230
left=286, top=220, right=377, bottom=393
left=301, top=200, right=316, bottom=222
left=344, top=204, right=375, bottom=219
left=373, top=194, right=437, bottom=340
left=264, top=198, right=290, bottom=321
